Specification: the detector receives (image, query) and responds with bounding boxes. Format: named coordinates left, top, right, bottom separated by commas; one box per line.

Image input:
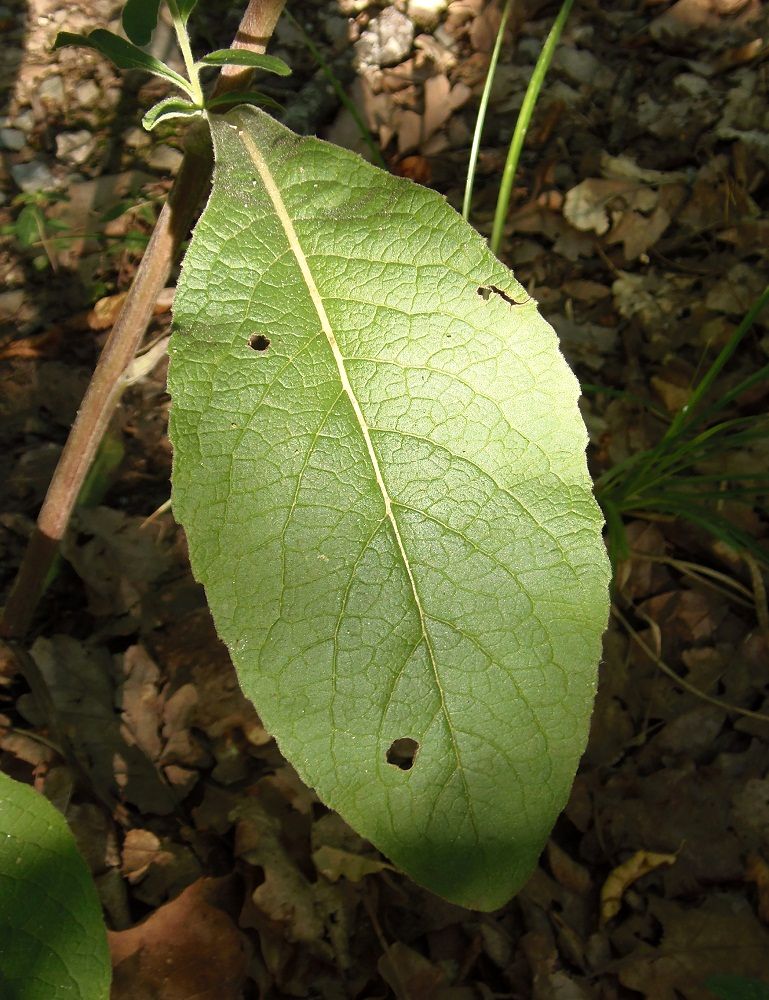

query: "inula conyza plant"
left=1, top=12, right=609, bottom=991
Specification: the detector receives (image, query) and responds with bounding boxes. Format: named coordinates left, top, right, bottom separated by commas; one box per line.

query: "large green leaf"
left=168, top=105, right=610, bottom=910
left=0, top=772, right=111, bottom=998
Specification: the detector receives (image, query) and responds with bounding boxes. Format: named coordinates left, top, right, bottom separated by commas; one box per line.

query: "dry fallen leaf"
left=109, top=877, right=247, bottom=1000
left=601, top=850, right=678, bottom=924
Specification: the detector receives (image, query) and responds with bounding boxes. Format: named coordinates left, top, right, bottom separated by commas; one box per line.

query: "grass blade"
left=490, top=0, right=573, bottom=256
left=462, top=0, right=514, bottom=222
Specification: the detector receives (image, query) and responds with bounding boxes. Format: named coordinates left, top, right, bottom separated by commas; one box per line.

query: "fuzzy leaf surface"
left=0, top=772, right=111, bottom=999
left=198, top=49, right=291, bottom=75
left=169, top=105, right=610, bottom=910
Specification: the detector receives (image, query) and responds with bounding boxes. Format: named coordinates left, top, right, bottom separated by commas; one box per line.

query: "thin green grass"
left=462, top=0, right=572, bottom=245
left=462, top=0, right=513, bottom=222
left=595, top=283, right=769, bottom=568
left=489, top=0, right=573, bottom=255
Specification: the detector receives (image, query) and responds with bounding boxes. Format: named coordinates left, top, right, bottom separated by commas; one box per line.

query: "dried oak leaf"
left=109, top=877, right=247, bottom=1000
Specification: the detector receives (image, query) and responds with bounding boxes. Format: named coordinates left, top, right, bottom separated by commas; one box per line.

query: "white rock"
left=11, top=159, right=56, bottom=192
left=39, top=75, right=65, bottom=103
left=354, top=8, right=414, bottom=69
left=56, top=129, right=95, bottom=165
left=123, top=126, right=150, bottom=149
left=0, top=127, right=25, bottom=151
left=75, top=79, right=101, bottom=106
left=148, top=143, right=183, bottom=173
left=408, top=0, right=446, bottom=29
left=14, top=109, right=36, bottom=132
left=674, top=73, right=708, bottom=98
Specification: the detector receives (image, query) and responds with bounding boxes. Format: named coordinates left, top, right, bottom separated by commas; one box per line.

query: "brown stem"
left=1, top=0, right=287, bottom=640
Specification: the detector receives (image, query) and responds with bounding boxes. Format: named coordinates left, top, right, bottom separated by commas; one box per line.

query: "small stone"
left=354, top=7, right=414, bottom=69
left=123, top=126, right=150, bottom=149
left=674, top=73, right=708, bottom=98
left=56, top=129, right=95, bottom=165
left=39, top=74, right=65, bottom=103
left=0, top=289, right=25, bottom=320
left=408, top=0, right=447, bottom=30
left=337, top=0, right=370, bottom=12
left=10, top=159, right=56, bottom=192
left=554, top=47, right=608, bottom=87
left=148, top=143, right=183, bottom=173
left=14, top=109, right=36, bottom=132
left=0, top=127, right=25, bottom=151
left=75, top=79, right=101, bottom=105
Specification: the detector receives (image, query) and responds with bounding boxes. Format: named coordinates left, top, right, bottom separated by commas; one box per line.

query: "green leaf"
left=205, top=91, right=283, bottom=113
left=0, top=772, right=111, bottom=999
left=706, top=975, right=769, bottom=1000
left=122, top=0, right=161, bottom=45
left=53, top=30, right=194, bottom=97
left=142, top=96, right=203, bottom=130
left=15, top=204, right=41, bottom=246
left=177, top=0, right=198, bottom=23
left=168, top=105, right=610, bottom=910
left=198, top=49, right=291, bottom=75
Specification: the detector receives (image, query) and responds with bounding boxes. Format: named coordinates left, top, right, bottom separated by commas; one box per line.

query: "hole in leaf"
left=476, top=284, right=528, bottom=306
left=248, top=333, right=271, bottom=352
left=386, top=737, right=419, bottom=771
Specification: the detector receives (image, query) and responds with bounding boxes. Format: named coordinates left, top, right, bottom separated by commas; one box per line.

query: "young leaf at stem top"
left=142, top=96, right=203, bottom=130
left=176, top=0, right=199, bottom=24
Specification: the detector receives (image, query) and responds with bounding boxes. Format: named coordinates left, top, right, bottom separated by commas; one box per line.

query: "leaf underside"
left=0, top=772, right=111, bottom=999
left=169, top=105, right=610, bottom=910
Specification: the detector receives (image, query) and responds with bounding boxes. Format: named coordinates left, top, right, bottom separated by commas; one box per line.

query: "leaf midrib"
left=237, top=123, right=474, bottom=824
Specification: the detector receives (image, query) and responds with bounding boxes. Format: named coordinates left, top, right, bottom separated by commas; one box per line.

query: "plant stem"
left=462, top=0, right=513, bottom=222
left=489, top=0, right=573, bottom=256
left=0, top=0, right=287, bottom=641
left=167, top=0, right=203, bottom=104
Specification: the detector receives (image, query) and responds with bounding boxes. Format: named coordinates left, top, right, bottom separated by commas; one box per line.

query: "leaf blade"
left=53, top=29, right=194, bottom=96
left=198, top=49, right=291, bottom=74
left=169, top=106, right=610, bottom=910
left=122, top=0, right=161, bottom=45
left=0, top=773, right=111, bottom=999
left=142, top=96, right=203, bottom=130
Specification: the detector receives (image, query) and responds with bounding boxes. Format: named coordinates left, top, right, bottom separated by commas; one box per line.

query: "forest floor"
left=2, top=0, right=769, bottom=997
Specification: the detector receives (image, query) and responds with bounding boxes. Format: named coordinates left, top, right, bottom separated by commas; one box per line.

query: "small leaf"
left=0, top=772, right=111, bottom=999
left=143, top=96, right=203, bottom=131
left=122, top=0, right=161, bottom=45
left=53, top=29, right=194, bottom=97
left=198, top=49, right=291, bottom=75
left=177, top=0, right=199, bottom=23
left=169, top=106, right=610, bottom=911
left=15, top=204, right=41, bottom=246
left=706, top=976, right=769, bottom=1000
left=206, top=91, right=283, bottom=113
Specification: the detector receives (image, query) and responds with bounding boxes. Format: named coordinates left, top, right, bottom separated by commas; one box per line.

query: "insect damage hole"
left=386, top=737, right=420, bottom=771
left=476, top=284, right=529, bottom=306
left=248, top=332, right=271, bottom=352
